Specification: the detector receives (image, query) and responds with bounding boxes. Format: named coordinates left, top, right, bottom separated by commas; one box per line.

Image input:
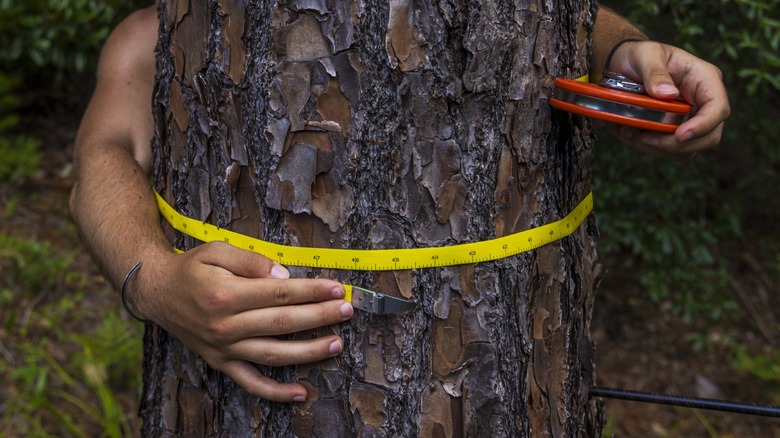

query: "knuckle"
left=713, top=64, right=724, bottom=80
left=238, top=247, right=263, bottom=267
left=202, top=240, right=229, bottom=253
left=273, top=283, right=293, bottom=305
left=722, top=102, right=732, bottom=118
left=271, top=311, right=291, bottom=332
left=243, top=383, right=264, bottom=398
left=206, top=319, right=232, bottom=344
left=323, top=302, right=341, bottom=323
left=205, top=357, right=227, bottom=372
left=206, top=288, right=233, bottom=310
left=260, top=345, right=284, bottom=367
left=198, top=348, right=229, bottom=372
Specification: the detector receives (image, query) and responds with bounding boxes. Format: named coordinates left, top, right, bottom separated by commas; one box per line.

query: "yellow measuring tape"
left=156, top=73, right=593, bottom=310
left=155, top=190, right=593, bottom=272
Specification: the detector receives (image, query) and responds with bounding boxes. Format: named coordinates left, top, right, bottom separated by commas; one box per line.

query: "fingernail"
left=645, top=135, right=660, bottom=147
left=329, top=339, right=342, bottom=354
left=270, top=264, right=289, bottom=279
left=293, top=395, right=306, bottom=402
left=656, top=83, right=678, bottom=95
left=331, top=286, right=345, bottom=299
left=680, top=131, right=695, bottom=143
left=340, top=302, right=353, bottom=318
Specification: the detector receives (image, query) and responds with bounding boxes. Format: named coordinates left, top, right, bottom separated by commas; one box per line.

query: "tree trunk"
left=146, top=0, right=602, bottom=436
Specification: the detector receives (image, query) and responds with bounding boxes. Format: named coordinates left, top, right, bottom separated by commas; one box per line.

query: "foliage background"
left=0, top=0, right=778, bottom=436
left=598, top=0, right=780, bottom=324
left=1, top=1, right=151, bottom=436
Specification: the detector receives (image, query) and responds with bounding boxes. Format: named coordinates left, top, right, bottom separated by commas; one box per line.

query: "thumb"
left=635, top=44, right=680, bottom=101
left=196, top=241, right=290, bottom=279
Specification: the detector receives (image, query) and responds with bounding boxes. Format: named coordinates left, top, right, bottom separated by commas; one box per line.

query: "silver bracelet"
left=120, top=262, right=147, bottom=322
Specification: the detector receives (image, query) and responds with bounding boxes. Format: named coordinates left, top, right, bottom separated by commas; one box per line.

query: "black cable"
left=590, top=387, right=780, bottom=418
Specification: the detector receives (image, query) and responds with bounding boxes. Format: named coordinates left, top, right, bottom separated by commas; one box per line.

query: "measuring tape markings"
left=155, top=190, right=593, bottom=272
left=155, top=74, right=595, bottom=273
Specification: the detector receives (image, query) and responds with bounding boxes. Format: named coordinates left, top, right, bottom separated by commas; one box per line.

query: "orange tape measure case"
left=550, top=74, right=692, bottom=134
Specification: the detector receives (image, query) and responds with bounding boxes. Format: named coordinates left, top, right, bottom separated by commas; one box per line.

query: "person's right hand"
left=603, top=40, right=730, bottom=161
left=128, top=241, right=353, bottom=403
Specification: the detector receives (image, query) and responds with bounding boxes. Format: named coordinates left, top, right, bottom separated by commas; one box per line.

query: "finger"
left=221, top=360, right=309, bottom=402
left=635, top=133, right=699, bottom=161
left=675, top=90, right=730, bottom=144
left=604, top=41, right=729, bottom=153
left=660, top=122, right=725, bottom=155
left=215, top=299, right=352, bottom=342
left=661, top=53, right=729, bottom=143
left=227, top=334, right=344, bottom=368
left=195, top=241, right=289, bottom=279
left=597, top=123, right=695, bottom=161
left=629, top=42, right=680, bottom=101
left=597, top=122, right=647, bottom=150
left=598, top=109, right=723, bottom=157
left=222, top=277, right=348, bottom=313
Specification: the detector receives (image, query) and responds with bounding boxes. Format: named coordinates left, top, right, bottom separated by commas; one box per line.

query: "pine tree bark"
left=145, top=0, right=602, bottom=436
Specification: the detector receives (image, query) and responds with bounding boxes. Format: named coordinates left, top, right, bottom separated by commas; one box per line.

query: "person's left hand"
left=601, top=40, right=730, bottom=161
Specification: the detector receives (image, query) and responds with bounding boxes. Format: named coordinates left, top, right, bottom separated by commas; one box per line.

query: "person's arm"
left=590, top=7, right=648, bottom=83
left=70, top=6, right=352, bottom=403
left=591, top=6, right=730, bottom=160
left=71, top=6, right=163, bottom=302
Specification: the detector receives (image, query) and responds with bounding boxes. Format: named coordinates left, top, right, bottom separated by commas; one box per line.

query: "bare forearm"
left=69, top=144, right=169, bottom=296
left=69, top=5, right=164, bottom=312
left=591, top=6, right=648, bottom=81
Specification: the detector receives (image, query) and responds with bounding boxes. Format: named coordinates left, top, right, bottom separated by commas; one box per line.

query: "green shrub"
left=0, top=135, right=42, bottom=186
left=3, top=307, right=142, bottom=437
left=620, top=0, right=780, bottom=96
left=0, top=232, right=72, bottom=296
left=0, top=0, right=151, bottom=78
left=1, top=228, right=141, bottom=436
left=0, top=72, right=21, bottom=130
left=0, top=72, right=42, bottom=189
left=731, top=344, right=780, bottom=403
left=732, top=345, right=780, bottom=385
left=594, top=1, right=780, bottom=324
left=592, top=144, right=739, bottom=323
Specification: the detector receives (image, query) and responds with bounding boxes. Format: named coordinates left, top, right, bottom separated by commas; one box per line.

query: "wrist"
left=119, top=244, right=174, bottom=323
left=121, top=262, right=147, bottom=322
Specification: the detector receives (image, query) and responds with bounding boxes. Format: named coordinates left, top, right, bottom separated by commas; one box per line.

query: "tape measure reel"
left=551, top=72, right=692, bottom=134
